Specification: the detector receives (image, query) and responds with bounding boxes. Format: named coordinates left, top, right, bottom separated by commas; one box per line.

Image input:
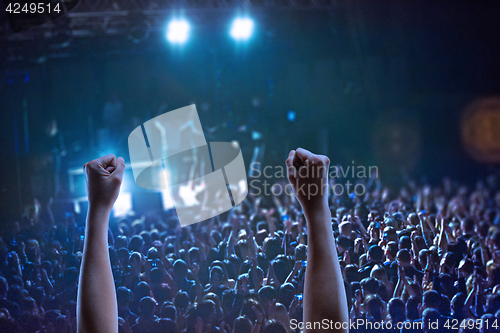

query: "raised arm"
left=286, top=148, right=349, bottom=333
left=77, top=154, right=125, bottom=333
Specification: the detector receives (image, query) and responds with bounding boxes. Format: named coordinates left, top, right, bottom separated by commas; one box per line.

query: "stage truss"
left=1, top=0, right=340, bottom=42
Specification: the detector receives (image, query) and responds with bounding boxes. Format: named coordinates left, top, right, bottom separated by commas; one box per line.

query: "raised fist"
left=83, top=154, right=125, bottom=212
left=285, top=148, right=330, bottom=210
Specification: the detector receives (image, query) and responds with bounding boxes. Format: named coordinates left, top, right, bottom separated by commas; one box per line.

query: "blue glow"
left=287, top=110, right=296, bottom=122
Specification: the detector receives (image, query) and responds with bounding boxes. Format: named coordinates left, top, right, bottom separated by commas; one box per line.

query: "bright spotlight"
left=161, top=189, right=175, bottom=210
left=113, top=192, right=132, bottom=217
left=167, top=19, right=190, bottom=44
left=230, top=18, right=254, bottom=41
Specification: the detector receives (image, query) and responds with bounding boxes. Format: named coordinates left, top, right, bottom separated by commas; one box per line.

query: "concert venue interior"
left=1, top=1, right=500, bottom=332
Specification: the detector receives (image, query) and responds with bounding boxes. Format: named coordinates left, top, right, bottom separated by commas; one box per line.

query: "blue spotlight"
left=167, top=19, right=190, bottom=44
left=287, top=110, right=296, bottom=122
left=230, top=17, right=254, bottom=41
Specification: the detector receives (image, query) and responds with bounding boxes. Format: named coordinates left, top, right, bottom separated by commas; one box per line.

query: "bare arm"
left=437, top=214, right=448, bottom=252
left=479, top=237, right=490, bottom=266
left=286, top=148, right=349, bottom=333
left=77, top=154, right=125, bottom=333
left=418, top=212, right=434, bottom=247
left=353, top=215, right=367, bottom=237
left=285, top=261, right=302, bottom=284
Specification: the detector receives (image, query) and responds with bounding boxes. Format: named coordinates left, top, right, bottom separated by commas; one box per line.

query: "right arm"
left=286, top=148, right=349, bottom=333
left=77, top=154, right=125, bottom=333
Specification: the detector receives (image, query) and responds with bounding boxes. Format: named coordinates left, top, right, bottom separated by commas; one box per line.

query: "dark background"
left=1, top=1, right=500, bottom=219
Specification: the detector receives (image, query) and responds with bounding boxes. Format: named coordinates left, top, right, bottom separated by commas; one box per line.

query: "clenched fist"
left=83, top=154, right=125, bottom=212
left=286, top=148, right=330, bottom=211
left=79, top=154, right=124, bottom=333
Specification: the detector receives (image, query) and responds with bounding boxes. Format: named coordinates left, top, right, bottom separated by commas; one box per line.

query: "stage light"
left=462, top=97, right=500, bottom=163
left=161, top=189, right=175, bottom=210
left=230, top=18, right=254, bottom=41
left=113, top=192, right=132, bottom=217
left=167, top=19, right=190, bottom=44
left=160, top=165, right=175, bottom=210
left=251, top=131, right=262, bottom=140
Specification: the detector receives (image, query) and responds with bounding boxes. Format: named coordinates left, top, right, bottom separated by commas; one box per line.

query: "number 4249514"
left=6, top=3, right=61, bottom=14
